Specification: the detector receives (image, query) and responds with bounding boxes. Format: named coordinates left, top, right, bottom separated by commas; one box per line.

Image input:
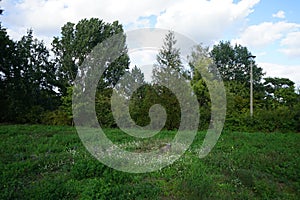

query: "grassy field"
left=0, top=125, right=299, bottom=199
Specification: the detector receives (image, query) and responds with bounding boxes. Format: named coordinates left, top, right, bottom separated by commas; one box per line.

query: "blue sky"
left=1, top=0, right=299, bottom=87
left=244, top=0, right=300, bottom=63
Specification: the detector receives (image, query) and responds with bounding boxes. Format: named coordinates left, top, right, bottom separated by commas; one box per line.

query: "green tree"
left=187, top=44, right=212, bottom=129
left=264, top=77, right=297, bottom=108
left=122, top=66, right=147, bottom=125
left=16, top=31, right=58, bottom=121
left=52, top=18, right=130, bottom=126
left=153, top=31, right=188, bottom=83
left=116, top=65, right=146, bottom=99
left=52, top=18, right=129, bottom=95
left=95, top=88, right=115, bottom=128
left=0, top=24, right=15, bottom=121
left=209, top=41, right=266, bottom=129
left=152, top=31, right=186, bottom=130
left=0, top=29, right=59, bottom=123
left=111, top=66, right=147, bottom=127
left=210, top=41, right=264, bottom=87
left=188, top=44, right=212, bottom=105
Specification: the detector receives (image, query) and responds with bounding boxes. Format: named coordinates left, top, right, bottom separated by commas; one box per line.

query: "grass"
left=0, top=124, right=299, bottom=199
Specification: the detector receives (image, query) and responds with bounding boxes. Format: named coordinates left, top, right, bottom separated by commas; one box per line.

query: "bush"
left=22, top=105, right=45, bottom=124
left=224, top=107, right=298, bottom=133
left=41, top=110, right=72, bottom=126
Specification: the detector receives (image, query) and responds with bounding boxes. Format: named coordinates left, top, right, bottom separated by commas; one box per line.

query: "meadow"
left=0, top=125, right=299, bottom=199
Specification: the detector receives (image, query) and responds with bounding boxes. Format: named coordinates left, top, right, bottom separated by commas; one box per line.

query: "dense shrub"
left=224, top=106, right=298, bottom=133
left=41, top=110, right=72, bottom=126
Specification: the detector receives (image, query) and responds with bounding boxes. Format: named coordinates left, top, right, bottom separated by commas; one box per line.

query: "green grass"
left=0, top=125, right=299, bottom=199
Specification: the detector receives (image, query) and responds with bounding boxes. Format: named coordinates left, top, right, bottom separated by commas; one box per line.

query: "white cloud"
left=259, top=62, right=300, bottom=87
left=279, top=31, right=300, bottom=57
left=272, top=10, right=285, bottom=19
left=1, top=0, right=261, bottom=46
left=232, top=21, right=300, bottom=48
left=155, top=0, right=260, bottom=45
left=1, top=0, right=172, bottom=44
left=2, top=0, right=171, bottom=30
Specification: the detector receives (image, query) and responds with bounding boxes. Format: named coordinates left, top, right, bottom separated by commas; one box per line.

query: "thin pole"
left=247, top=55, right=256, bottom=118
left=250, top=60, right=253, bottom=117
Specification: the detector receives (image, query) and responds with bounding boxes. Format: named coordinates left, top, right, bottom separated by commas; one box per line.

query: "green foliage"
left=210, top=41, right=265, bottom=86
left=150, top=31, right=187, bottom=130
left=41, top=110, right=71, bottom=126
left=189, top=44, right=228, bottom=131
left=22, top=105, right=45, bottom=124
left=1, top=18, right=131, bottom=126
left=95, top=88, right=116, bottom=128
left=154, top=31, right=186, bottom=76
left=0, top=125, right=164, bottom=199
left=52, top=18, right=129, bottom=96
left=264, top=77, right=298, bottom=108
left=2, top=125, right=299, bottom=199
left=41, top=87, right=73, bottom=126
left=0, top=18, right=299, bottom=133
left=222, top=77, right=299, bottom=132
left=224, top=106, right=298, bottom=133
left=24, top=176, right=78, bottom=200
left=130, top=84, right=156, bottom=127
left=0, top=25, right=13, bottom=121
left=0, top=27, right=59, bottom=123
left=189, top=42, right=299, bottom=133
left=178, top=161, right=215, bottom=199
left=153, top=31, right=189, bottom=82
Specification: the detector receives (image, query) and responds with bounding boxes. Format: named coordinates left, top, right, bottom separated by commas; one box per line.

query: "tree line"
left=0, top=18, right=299, bottom=132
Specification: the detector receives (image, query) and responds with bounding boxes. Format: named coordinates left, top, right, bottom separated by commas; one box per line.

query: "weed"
left=0, top=125, right=299, bottom=199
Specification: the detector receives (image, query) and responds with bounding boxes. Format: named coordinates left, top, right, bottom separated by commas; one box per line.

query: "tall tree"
left=153, top=31, right=188, bottom=84
left=152, top=31, right=185, bottom=130
left=0, top=29, right=58, bottom=123
left=52, top=18, right=129, bottom=95
left=188, top=44, right=229, bottom=130
left=0, top=24, right=15, bottom=121
left=210, top=41, right=266, bottom=117
left=264, top=77, right=297, bottom=108
left=210, top=41, right=264, bottom=86
left=188, top=44, right=212, bottom=106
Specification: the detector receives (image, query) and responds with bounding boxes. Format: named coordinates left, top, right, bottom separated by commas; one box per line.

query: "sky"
left=1, top=0, right=300, bottom=87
